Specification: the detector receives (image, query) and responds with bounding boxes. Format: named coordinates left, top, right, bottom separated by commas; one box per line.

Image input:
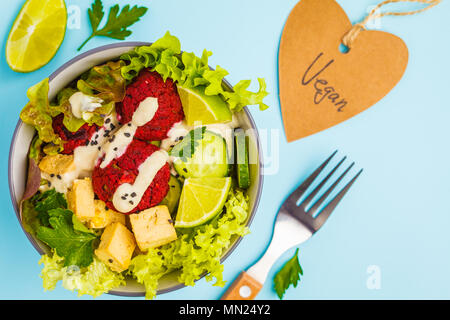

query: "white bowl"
left=8, top=42, right=263, bottom=297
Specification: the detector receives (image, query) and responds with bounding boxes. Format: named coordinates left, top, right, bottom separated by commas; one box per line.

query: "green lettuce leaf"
left=37, top=208, right=97, bottom=268
left=39, top=251, right=125, bottom=298
left=273, top=248, right=303, bottom=299
left=120, top=32, right=269, bottom=113
left=29, top=135, right=43, bottom=161
left=128, top=188, right=250, bottom=299
left=20, top=79, right=63, bottom=152
left=223, top=78, right=269, bottom=112
left=50, top=87, right=114, bottom=132
left=78, top=60, right=126, bottom=103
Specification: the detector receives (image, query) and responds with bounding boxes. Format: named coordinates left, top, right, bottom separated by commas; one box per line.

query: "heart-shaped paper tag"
left=279, top=0, right=409, bottom=142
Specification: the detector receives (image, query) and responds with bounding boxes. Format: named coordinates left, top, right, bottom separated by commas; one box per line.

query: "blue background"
left=0, top=0, right=449, bottom=300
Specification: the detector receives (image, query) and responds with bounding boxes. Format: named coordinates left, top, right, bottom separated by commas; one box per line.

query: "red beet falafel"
left=116, top=69, right=184, bottom=141
left=92, top=139, right=170, bottom=214
left=52, top=114, right=99, bottom=154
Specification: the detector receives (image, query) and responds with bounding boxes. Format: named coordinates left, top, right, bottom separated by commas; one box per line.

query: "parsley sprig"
left=273, top=248, right=303, bottom=299
left=78, top=0, right=148, bottom=51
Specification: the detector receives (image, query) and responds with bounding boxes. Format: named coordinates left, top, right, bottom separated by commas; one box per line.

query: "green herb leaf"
left=273, top=248, right=303, bottom=299
left=22, top=189, right=68, bottom=235
left=79, top=0, right=148, bottom=51
left=37, top=208, right=97, bottom=268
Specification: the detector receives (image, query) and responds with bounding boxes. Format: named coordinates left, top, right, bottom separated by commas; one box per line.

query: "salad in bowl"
left=10, top=32, right=267, bottom=299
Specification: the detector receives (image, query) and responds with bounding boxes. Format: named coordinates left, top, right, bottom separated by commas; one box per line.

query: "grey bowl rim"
left=8, top=41, right=264, bottom=298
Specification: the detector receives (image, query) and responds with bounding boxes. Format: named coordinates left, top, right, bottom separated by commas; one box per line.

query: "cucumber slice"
left=235, top=129, right=250, bottom=189
left=160, top=175, right=182, bottom=215
left=170, top=127, right=229, bottom=178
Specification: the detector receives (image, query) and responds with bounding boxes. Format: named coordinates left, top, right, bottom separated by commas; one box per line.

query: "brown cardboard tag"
left=279, top=0, right=409, bottom=142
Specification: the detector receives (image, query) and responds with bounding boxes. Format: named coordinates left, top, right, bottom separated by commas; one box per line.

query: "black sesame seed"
left=121, top=196, right=126, bottom=200
left=57, top=175, right=62, bottom=180
left=114, top=147, right=118, bottom=151
left=95, top=134, right=99, bottom=139
left=105, top=118, right=111, bottom=124
left=108, top=259, right=113, bottom=263
left=50, top=174, right=55, bottom=178
left=98, top=146, right=101, bottom=151
left=157, top=252, right=162, bottom=256
left=131, top=192, right=136, bottom=197
left=129, top=200, right=134, bottom=205
left=105, top=206, right=109, bottom=211
left=85, top=140, right=90, bottom=146
left=110, top=124, right=116, bottom=130
left=48, top=182, right=51, bottom=187
left=183, top=168, right=188, bottom=173
left=127, top=123, right=132, bottom=127
left=124, top=194, right=129, bottom=197
left=168, top=219, right=173, bottom=224
left=124, top=132, right=131, bottom=137
left=90, top=141, right=95, bottom=146
left=109, top=136, right=116, bottom=143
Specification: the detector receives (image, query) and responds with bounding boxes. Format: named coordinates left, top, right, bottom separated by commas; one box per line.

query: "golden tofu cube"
left=67, top=178, right=95, bottom=222
left=39, top=154, right=75, bottom=175
left=95, top=222, right=136, bottom=272
left=89, top=200, right=126, bottom=229
left=129, top=205, right=177, bottom=251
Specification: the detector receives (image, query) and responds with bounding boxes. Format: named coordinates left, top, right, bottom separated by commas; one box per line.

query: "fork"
left=221, top=151, right=363, bottom=300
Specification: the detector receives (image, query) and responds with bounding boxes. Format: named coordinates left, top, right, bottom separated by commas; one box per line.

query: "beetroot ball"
left=116, top=69, right=184, bottom=141
left=92, top=139, right=170, bottom=214
left=52, top=114, right=99, bottom=155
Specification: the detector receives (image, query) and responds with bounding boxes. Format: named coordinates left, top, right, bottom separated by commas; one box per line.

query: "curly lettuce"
left=20, top=79, right=64, bottom=153
left=120, top=31, right=269, bottom=112
left=39, top=251, right=125, bottom=298
left=128, top=189, right=250, bottom=299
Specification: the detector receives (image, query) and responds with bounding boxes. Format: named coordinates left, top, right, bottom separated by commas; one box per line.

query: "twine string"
left=342, top=0, right=441, bottom=49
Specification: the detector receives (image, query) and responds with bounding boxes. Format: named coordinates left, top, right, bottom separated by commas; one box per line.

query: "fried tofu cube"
left=39, top=154, right=75, bottom=175
left=95, top=222, right=136, bottom=272
left=129, top=205, right=177, bottom=251
left=67, top=178, right=95, bottom=222
left=89, top=200, right=126, bottom=229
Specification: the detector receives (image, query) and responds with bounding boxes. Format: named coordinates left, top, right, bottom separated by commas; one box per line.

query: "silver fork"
left=221, top=151, right=363, bottom=300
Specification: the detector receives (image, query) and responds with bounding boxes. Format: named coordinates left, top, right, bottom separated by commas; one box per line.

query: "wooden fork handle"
left=221, top=271, right=263, bottom=300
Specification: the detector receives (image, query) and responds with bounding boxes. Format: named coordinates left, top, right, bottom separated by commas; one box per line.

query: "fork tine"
left=285, top=150, right=338, bottom=206
left=300, top=156, right=347, bottom=210
left=313, top=168, right=363, bottom=230
left=307, top=162, right=355, bottom=216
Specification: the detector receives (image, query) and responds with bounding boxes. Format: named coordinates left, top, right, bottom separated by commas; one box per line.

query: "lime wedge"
left=6, top=0, right=67, bottom=72
left=177, top=85, right=232, bottom=126
left=175, top=177, right=232, bottom=228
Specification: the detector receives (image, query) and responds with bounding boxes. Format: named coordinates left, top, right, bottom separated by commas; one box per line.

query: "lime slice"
left=6, top=0, right=67, bottom=72
left=177, top=85, right=232, bottom=126
left=175, top=177, right=232, bottom=228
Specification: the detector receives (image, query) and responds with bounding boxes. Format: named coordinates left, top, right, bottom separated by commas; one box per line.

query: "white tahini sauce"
left=112, top=150, right=169, bottom=213
left=99, top=97, right=159, bottom=169
left=69, top=92, right=104, bottom=119
left=40, top=171, right=78, bottom=194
